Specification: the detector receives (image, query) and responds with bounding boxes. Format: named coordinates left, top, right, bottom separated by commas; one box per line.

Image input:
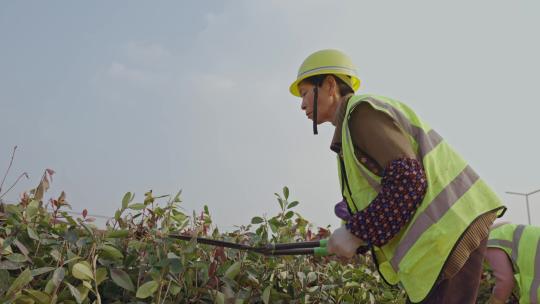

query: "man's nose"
left=301, top=99, right=307, bottom=110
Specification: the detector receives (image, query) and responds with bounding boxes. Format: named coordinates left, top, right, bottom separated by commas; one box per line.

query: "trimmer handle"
left=313, top=245, right=368, bottom=257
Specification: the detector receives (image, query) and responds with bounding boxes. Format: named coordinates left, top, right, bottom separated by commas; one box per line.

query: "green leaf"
left=62, top=256, right=81, bottom=267
left=307, top=286, right=319, bottom=292
left=172, top=212, right=187, bottom=223
left=383, top=290, right=395, bottom=299
left=211, top=290, right=225, bottom=304
left=0, top=269, right=10, bottom=293
left=114, top=209, right=122, bottom=221
left=128, top=203, right=146, bottom=210
left=82, top=280, right=93, bottom=290
left=77, top=284, right=90, bottom=301
left=14, top=240, right=29, bottom=257
left=95, top=268, right=108, bottom=285
left=7, top=268, right=32, bottom=296
left=307, top=271, right=317, bottom=283
left=44, top=279, right=55, bottom=294
left=168, top=257, right=182, bottom=274
left=50, top=249, right=61, bottom=261
left=72, top=263, right=93, bottom=281
left=268, top=217, right=282, bottom=228
left=136, top=280, right=159, bottom=299
left=0, top=260, right=20, bottom=270
left=24, top=289, right=51, bottom=304
left=31, top=267, right=55, bottom=277
left=251, top=216, right=264, bottom=224
left=5, top=204, right=21, bottom=216
left=224, top=262, right=241, bottom=280
left=78, top=221, right=95, bottom=238
left=110, top=269, right=135, bottom=292
left=105, top=230, right=129, bottom=238
left=127, top=240, right=143, bottom=251
left=27, top=227, right=40, bottom=241
left=283, top=186, right=289, bottom=200
left=52, top=267, right=65, bottom=286
left=169, top=283, right=181, bottom=296
left=173, top=190, right=182, bottom=203
left=122, top=192, right=132, bottom=210
left=284, top=211, right=294, bottom=219
left=287, top=201, right=299, bottom=209
left=7, top=253, right=27, bottom=263
left=0, top=237, right=13, bottom=254
left=60, top=211, right=78, bottom=226
left=262, top=285, right=271, bottom=304
left=11, top=296, right=34, bottom=304
left=269, top=223, right=278, bottom=233
left=344, top=281, right=361, bottom=288
left=26, top=200, right=39, bottom=219
left=99, top=245, right=124, bottom=260
left=64, top=229, right=78, bottom=244
left=143, top=191, right=154, bottom=205
left=65, top=282, right=83, bottom=304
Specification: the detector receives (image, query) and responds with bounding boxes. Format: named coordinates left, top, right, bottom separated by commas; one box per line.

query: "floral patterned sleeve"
left=345, top=157, right=427, bottom=247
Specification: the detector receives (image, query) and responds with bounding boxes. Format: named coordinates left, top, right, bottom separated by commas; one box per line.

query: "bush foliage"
left=0, top=169, right=496, bottom=303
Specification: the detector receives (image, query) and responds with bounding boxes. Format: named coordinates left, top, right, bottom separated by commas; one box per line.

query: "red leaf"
left=317, top=227, right=330, bottom=239
left=82, top=209, right=88, bottom=218
left=45, top=168, right=55, bottom=180
left=208, top=261, right=217, bottom=277
left=58, top=191, right=66, bottom=205
left=213, top=246, right=226, bottom=262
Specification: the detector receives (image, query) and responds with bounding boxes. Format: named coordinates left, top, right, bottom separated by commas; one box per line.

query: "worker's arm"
left=485, top=247, right=515, bottom=303
left=344, top=102, right=427, bottom=247
left=350, top=102, right=417, bottom=168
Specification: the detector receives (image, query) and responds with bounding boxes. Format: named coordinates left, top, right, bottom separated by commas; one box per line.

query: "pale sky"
left=1, top=1, right=539, bottom=230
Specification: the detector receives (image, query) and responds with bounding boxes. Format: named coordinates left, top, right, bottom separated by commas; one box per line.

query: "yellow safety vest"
left=338, top=94, right=505, bottom=302
left=488, top=224, right=540, bottom=304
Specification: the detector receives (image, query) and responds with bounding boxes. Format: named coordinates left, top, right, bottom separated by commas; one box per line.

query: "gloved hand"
left=327, top=225, right=366, bottom=258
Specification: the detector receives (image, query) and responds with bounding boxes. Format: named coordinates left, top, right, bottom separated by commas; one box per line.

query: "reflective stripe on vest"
left=513, top=225, right=526, bottom=263
left=532, top=241, right=540, bottom=304
left=339, top=94, right=504, bottom=302
left=366, top=97, right=444, bottom=158
left=488, top=224, right=540, bottom=303
left=390, top=165, right=479, bottom=269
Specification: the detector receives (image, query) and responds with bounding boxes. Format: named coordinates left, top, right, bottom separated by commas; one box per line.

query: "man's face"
left=297, top=78, right=333, bottom=124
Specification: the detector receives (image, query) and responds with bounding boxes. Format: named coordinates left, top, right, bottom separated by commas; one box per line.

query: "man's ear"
left=324, top=75, right=337, bottom=95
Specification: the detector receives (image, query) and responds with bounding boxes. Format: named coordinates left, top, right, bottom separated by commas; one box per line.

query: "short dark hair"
left=302, top=74, right=354, bottom=96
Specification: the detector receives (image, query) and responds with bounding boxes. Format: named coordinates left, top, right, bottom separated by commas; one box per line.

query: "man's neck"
left=332, top=94, right=353, bottom=126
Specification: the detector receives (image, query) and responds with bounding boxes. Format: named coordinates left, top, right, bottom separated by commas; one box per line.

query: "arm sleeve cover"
left=485, top=248, right=515, bottom=302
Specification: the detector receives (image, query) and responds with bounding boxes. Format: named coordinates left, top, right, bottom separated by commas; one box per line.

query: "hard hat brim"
left=289, top=72, right=360, bottom=97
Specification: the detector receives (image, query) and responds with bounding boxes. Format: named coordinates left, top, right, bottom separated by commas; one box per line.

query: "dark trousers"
left=408, top=237, right=488, bottom=304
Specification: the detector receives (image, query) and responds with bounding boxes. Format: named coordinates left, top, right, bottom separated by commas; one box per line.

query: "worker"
left=485, top=222, right=540, bottom=304
left=288, top=49, right=506, bottom=303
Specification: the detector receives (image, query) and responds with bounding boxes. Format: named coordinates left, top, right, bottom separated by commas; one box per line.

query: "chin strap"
left=312, top=86, right=319, bottom=135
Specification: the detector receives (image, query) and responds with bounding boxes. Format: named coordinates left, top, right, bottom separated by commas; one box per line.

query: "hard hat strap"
left=313, top=86, right=318, bottom=135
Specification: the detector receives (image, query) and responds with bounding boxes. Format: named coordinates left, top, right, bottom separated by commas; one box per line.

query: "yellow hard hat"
left=289, top=49, right=361, bottom=97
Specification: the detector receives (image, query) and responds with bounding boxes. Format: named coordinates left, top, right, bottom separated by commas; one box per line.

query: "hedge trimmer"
left=169, top=234, right=367, bottom=256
